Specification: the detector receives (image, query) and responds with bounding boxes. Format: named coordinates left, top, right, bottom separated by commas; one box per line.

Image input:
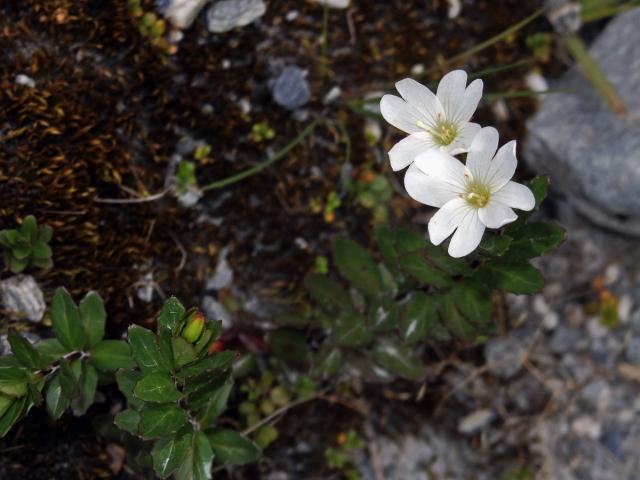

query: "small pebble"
left=15, top=74, right=36, bottom=88
left=571, top=416, right=602, bottom=440
left=458, top=409, right=494, bottom=435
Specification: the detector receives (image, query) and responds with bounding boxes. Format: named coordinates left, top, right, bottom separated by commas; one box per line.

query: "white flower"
left=404, top=127, right=535, bottom=258
left=380, top=70, right=483, bottom=171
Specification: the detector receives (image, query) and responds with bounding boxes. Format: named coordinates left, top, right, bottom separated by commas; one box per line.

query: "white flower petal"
left=492, top=181, right=535, bottom=211
left=436, top=70, right=467, bottom=123
left=483, top=140, right=517, bottom=191
left=395, top=78, right=444, bottom=126
left=466, top=126, right=499, bottom=181
left=448, top=208, right=485, bottom=258
left=428, top=198, right=471, bottom=245
left=447, top=122, right=481, bottom=155
left=388, top=132, right=438, bottom=171
left=380, top=94, right=423, bottom=135
left=454, top=78, right=483, bottom=124
left=478, top=200, right=517, bottom=228
left=414, top=149, right=468, bottom=193
left=404, top=163, right=460, bottom=208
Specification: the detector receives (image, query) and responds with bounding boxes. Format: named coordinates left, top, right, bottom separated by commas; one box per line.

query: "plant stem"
left=200, top=119, right=320, bottom=192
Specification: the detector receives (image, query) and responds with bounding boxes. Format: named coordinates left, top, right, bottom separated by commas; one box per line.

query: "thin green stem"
left=428, top=7, right=545, bottom=74
left=200, top=120, right=320, bottom=192
left=582, top=1, right=640, bottom=22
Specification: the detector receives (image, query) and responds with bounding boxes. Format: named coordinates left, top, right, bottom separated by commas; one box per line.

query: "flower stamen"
left=464, top=181, right=490, bottom=208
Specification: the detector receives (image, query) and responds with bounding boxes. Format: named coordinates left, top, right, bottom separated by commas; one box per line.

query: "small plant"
left=0, top=215, right=53, bottom=273
left=310, top=191, right=341, bottom=223
left=0, top=293, right=261, bottom=479
left=526, top=32, right=553, bottom=63
left=250, top=122, right=276, bottom=143
left=348, top=168, right=393, bottom=223
left=325, top=429, right=365, bottom=480
left=176, top=161, right=198, bottom=194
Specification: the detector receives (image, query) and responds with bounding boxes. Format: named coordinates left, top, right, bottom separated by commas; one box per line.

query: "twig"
left=94, top=188, right=170, bottom=204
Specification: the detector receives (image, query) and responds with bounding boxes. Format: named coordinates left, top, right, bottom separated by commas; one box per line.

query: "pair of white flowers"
left=380, top=70, right=535, bottom=258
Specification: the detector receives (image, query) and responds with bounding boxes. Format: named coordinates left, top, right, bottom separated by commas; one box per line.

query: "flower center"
left=464, top=181, right=491, bottom=208
left=416, top=119, right=458, bottom=146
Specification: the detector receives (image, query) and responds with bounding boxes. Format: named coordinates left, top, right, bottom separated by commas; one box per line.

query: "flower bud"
left=181, top=311, right=205, bottom=343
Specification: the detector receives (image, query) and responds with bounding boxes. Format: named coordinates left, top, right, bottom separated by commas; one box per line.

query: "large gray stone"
left=0, top=275, right=45, bottom=323
left=524, top=9, right=640, bottom=235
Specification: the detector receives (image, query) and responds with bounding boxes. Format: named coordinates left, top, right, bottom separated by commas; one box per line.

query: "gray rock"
left=206, top=0, right=266, bottom=33
left=271, top=67, right=310, bottom=110
left=162, top=0, right=210, bottom=29
left=0, top=275, right=46, bottom=322
left=524, top=9, right=640, bottom=235
left=484, top=337, right=525, bottom=379
left=549, top=326, right=582, bottom=354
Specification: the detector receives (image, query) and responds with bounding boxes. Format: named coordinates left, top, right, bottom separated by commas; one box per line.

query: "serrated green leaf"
left=176, top=431, right=214, bottom=480
left=304, top=274, right=353, bottom=314
left=399, top=293, right=438, bottom=344
left=506, top=222, right=566, bottom=260
left=158, top=297, right=186, bottom=335
left=152, top=432, right=191, bottom=478
left=51, top=288, right=85, bottom=351
left=394, top=229, right=427, bottom=253
left=483, top=262, right=544, bottom=294
left=114, top=408, right=141, bottom=435
left=139, top=404, right=188, bottom=439
left=335, top=313, right=373, bottom=347
left=450, top=281, right=493, bottom=326
left=331, top=237, right=382, bottom=297
left=134, top=372, right=182, bottom=403
left=127, top=325, right=165, bottom=373
left=45, top=373, right=70, bottom=419
left=8, top=330, right=46, bottom=370
left=372, top=342, right=425, bottom=381
left=79, top=291, right=106, bottom=348
left=90, top=340, right=135, bottom=372
left=171, top=337, right=196, bottom=368
left=206, top=428, right=261, bottom=465
left=528, top=175, right=550, bottom=209
left=424, top=243, right=473, bottom=276
left=478, top=233, right=513, bottom=256
left=398, top=252, right=452, bottom=287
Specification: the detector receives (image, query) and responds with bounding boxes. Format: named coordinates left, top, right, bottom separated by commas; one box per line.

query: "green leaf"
left=127, top=325, right=165, bottom=373
left=71, top=363, right=98, bottom=416
left=483, top=262, right=544, bottom=294
left=399, top=293, right=438, bottom=344
left=31, top=256, right=52, bottom=269
left=171, top=337, right=196, bottom=368
left=374, top=225, right=400, bottom=276
left=12, top=243, right=31, bottom=260
left=398, top=252, right=452, bottom=287
left=304, top=274, right=353, bottom=314
left=19, top=215, right=38, bottom=240
left=152, top=433, right=191, bottom=478
left=331, top=237, right=382, bottom=297
left=45, top=373, right=70, bottom=419
left=478, top=233, right=513, bottom=256
left=424, top=243, right=472, bottom=276
left=79, top=291, right=106, bottom=348
left=206, top=428, right=261, bottom=465
left=158, top=297, right=186, bottom=335
left=38, top=225, right=53, bottom=243
left=441, top=293, right=477, bottom=340
left=9, top=255, right=28, bottom=273
left=394, top=229, right=426, bottom=253
left=176, top=431, right=214, bottom=480
left=31, top=241, right=51, bottom=260
left=116, top=369, right=145, bottom=410
left=50, top=288, right=85, bottom=351
left=158, top=329, right=175, bottom=373
left=8, top=330, right=46, bottom=370
left=58, top=360, right=81, bottom=399
left=175, top=351, right=235, bottom=380
left=114, top=408, right=141, bottom=435
left=528, top=175, right=550, bottom=209
left=0, top=375, right=28, bottom=398
left=0, top=396, right=26, bottom=437
left=506, top=222, right=565, bottom=260
left=194, top=377, right=234, bottom=428
left=0, top=394, right=14, bottom=418
left=335, top=313, right=373, bottom=347
left=313, top=345, right=342, bottom=377
left=367, top=299, right=399, bottom=333
left=89, top=340, right=135, bottom=372
left=372, top=343, right=425, bottom=381
left=35, top=339, right=70, bottom=363
left=134, top=372, right=182, bottom=403
left=139, top=404, right=188, bottom=439
left=450, top=281, right=493, bottom=326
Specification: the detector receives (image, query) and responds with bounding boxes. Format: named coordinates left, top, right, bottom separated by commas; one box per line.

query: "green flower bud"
left=181, top=311, right=205, bottom=343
